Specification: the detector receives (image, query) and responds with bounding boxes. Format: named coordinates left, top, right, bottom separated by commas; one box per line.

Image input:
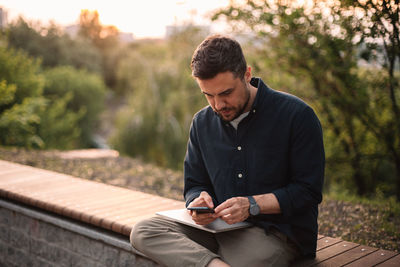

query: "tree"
left=78, top=10, right=121, bottom=88
left=0, top=46, right=46, bottom=147
left=43, top=66, right=107, bottom=147
left=213, top=0, right=400, bottom=199
left=111, top=26, right=208, bottom=169
left=0, top=45, right=105, bottom=149
left=7, top=17, right=102, bottom=73
left=340, top=0, right=400, bottom=199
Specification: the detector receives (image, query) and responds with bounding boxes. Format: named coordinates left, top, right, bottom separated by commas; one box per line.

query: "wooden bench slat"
left=317, top=237, right=343, bottom=250
left=343, top=249, right=398, bottom=267
left=0, top=169, right=53, bottom=185
left=292, top=240, right=358, bottom=267
left=375, top=254, right=400, bottom=267
left=0, top=164, right=23, bottom=174
left=315, top=245, right=378, bottom=267
left=313, top=241, right=359, bottom=265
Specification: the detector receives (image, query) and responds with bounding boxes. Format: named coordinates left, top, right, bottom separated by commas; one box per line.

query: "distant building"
left=64, top=24, right=134, bottom=43
left=119, top=32, right=135, bottom=43
left=64, top=24, right=80, bottom=38
left=165, top=24, right=210, bottom=39
left=0, top=7, right=8, bottom=29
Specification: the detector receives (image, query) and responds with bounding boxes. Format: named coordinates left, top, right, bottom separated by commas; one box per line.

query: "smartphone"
left=187, top=207, right=215, bottom=213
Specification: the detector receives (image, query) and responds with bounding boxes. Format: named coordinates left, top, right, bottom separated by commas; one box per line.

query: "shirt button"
left=238, top=173, right=243, bottom=178
left=237, top=146, right=242, bottom=151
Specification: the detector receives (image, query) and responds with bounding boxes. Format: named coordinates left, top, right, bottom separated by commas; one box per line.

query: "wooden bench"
left=0, top=159, right=399, bottom=266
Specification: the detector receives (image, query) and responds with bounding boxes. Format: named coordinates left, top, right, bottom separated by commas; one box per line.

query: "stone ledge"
left=0, top=199, right=134, bottom=253
left=0, top=198, right=160, bottom=266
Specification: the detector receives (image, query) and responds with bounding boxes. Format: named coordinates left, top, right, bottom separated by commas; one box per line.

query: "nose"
left=214, top=96, right=226, bottom=111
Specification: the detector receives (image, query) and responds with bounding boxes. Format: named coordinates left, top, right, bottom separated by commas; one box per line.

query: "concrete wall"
left=0, top=199, right=159, bottom=267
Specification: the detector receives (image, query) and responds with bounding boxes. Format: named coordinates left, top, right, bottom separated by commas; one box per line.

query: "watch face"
left=250, top=204, right=260, bottom=216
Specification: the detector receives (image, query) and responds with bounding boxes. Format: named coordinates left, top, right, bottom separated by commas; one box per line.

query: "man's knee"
left=130, top=218, right=154, bottom=251
left=130, top=216, right=178, bottom=251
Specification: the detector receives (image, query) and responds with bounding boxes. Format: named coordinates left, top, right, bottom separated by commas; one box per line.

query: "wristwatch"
left=247, top=196, right=260, bottom=216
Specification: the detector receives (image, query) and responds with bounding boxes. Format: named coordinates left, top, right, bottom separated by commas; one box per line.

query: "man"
left=131, top=35, right=325, bottom=267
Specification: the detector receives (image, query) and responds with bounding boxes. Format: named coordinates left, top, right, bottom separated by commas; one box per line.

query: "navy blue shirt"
left=183, top=78, right=325, bottom=257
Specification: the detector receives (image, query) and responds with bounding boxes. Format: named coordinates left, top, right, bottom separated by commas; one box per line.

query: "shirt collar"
left=249, top=77, right=269, bottom=114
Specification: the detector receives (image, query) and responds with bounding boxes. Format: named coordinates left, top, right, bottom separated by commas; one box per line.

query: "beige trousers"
left=130, top=216, right=299, bottom=267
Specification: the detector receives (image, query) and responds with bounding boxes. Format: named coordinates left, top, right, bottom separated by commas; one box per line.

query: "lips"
left=219, top=109, right=232, bottom=117
left=220, top=109, right=231, bottom=115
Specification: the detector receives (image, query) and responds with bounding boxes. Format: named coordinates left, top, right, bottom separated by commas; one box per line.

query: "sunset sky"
left=0, top=0, right=232, bottom=38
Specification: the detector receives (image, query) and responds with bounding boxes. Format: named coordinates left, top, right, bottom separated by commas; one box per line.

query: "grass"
left=319, top=192, right=400, bottom=251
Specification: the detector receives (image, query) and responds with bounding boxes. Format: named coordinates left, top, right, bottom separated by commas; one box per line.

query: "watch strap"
left=247, top=196, right=257, bottom=205
left=247, top=195, right=261, bottom=216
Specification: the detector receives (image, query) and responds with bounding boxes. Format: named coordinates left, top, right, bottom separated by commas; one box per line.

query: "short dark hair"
left=191, top=35, right=247, bottom=80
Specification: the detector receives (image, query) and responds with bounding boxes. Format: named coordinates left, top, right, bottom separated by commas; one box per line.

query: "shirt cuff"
left=185, top=191, right=201, bottom=207
left=272, top=188, right=292, bottom=219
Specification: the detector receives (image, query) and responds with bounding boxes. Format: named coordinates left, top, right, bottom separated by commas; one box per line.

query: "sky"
left=0, top=0, right=232, bottom=38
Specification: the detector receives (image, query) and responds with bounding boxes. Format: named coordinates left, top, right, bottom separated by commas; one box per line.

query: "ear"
left=244, top=66, right=252, bottom=83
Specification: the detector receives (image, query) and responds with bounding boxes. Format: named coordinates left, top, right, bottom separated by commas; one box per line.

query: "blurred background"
left=0, top=0, right=399, bottom=203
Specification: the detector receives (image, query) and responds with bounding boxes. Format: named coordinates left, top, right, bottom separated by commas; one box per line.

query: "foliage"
left=7, top=13, right=125, bottom=92
left=0, top=45, right=105, bottom=149
left=7, top=17, right=102, bottom=73
left=0, top=46, right=46, bottom=147
left=78, top=10, right=122, bottom=89
left=6, top=16, right=113, bottom=147
left=0, top=95, right=46, bottom=148
left=212, top=0, right=400, bottom=199
left=111, top=27, right=208, bottom=170
left=78, top=10, right=119, bottom=50
left=340, top=0, right=400, bottom=199
left=43, top=66, right=107, bottom=147
left=0, top=44, right=44, bottom=103
left=37, top=91, right=83, bottom=149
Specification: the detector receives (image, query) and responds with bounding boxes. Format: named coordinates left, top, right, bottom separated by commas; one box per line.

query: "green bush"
left=43, top=66, right=107, bottom=147
left=0, top=46, right=106, bottom=149
left=7, top=18, right=102, bottom=73
left=0, top=46, right=46, bottom=148
left=37, top=92, right=83, bottom=149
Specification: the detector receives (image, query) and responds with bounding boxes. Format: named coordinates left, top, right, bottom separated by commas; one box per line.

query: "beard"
left=217, top=84, right=251, bottom=122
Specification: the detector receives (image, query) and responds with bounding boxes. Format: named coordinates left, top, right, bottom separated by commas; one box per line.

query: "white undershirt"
left=229, top=111, right=250, bottom=130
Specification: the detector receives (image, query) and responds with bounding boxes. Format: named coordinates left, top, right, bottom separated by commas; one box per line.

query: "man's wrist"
left=247, top=195, right=261, bottom=216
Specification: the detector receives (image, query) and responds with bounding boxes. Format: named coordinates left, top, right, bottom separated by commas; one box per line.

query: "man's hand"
left=187, top=191, right=216, bottom=225
left=214, top=197, right=250, bottom=225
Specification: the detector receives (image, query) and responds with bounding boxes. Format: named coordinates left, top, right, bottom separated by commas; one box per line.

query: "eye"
left=203, top=92, right=213, bottom=98
left=220, top=89, right=233, bottom=96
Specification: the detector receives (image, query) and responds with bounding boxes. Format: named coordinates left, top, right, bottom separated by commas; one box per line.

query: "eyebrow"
left=202, top=88, right=234, bottom=97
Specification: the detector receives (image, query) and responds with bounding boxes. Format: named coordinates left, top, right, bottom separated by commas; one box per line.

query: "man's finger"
left=199, top=191, right=214, bottom=208
left=192, top=212, right=215, bottom=225
left=214, top=198, right=235, bottom=213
